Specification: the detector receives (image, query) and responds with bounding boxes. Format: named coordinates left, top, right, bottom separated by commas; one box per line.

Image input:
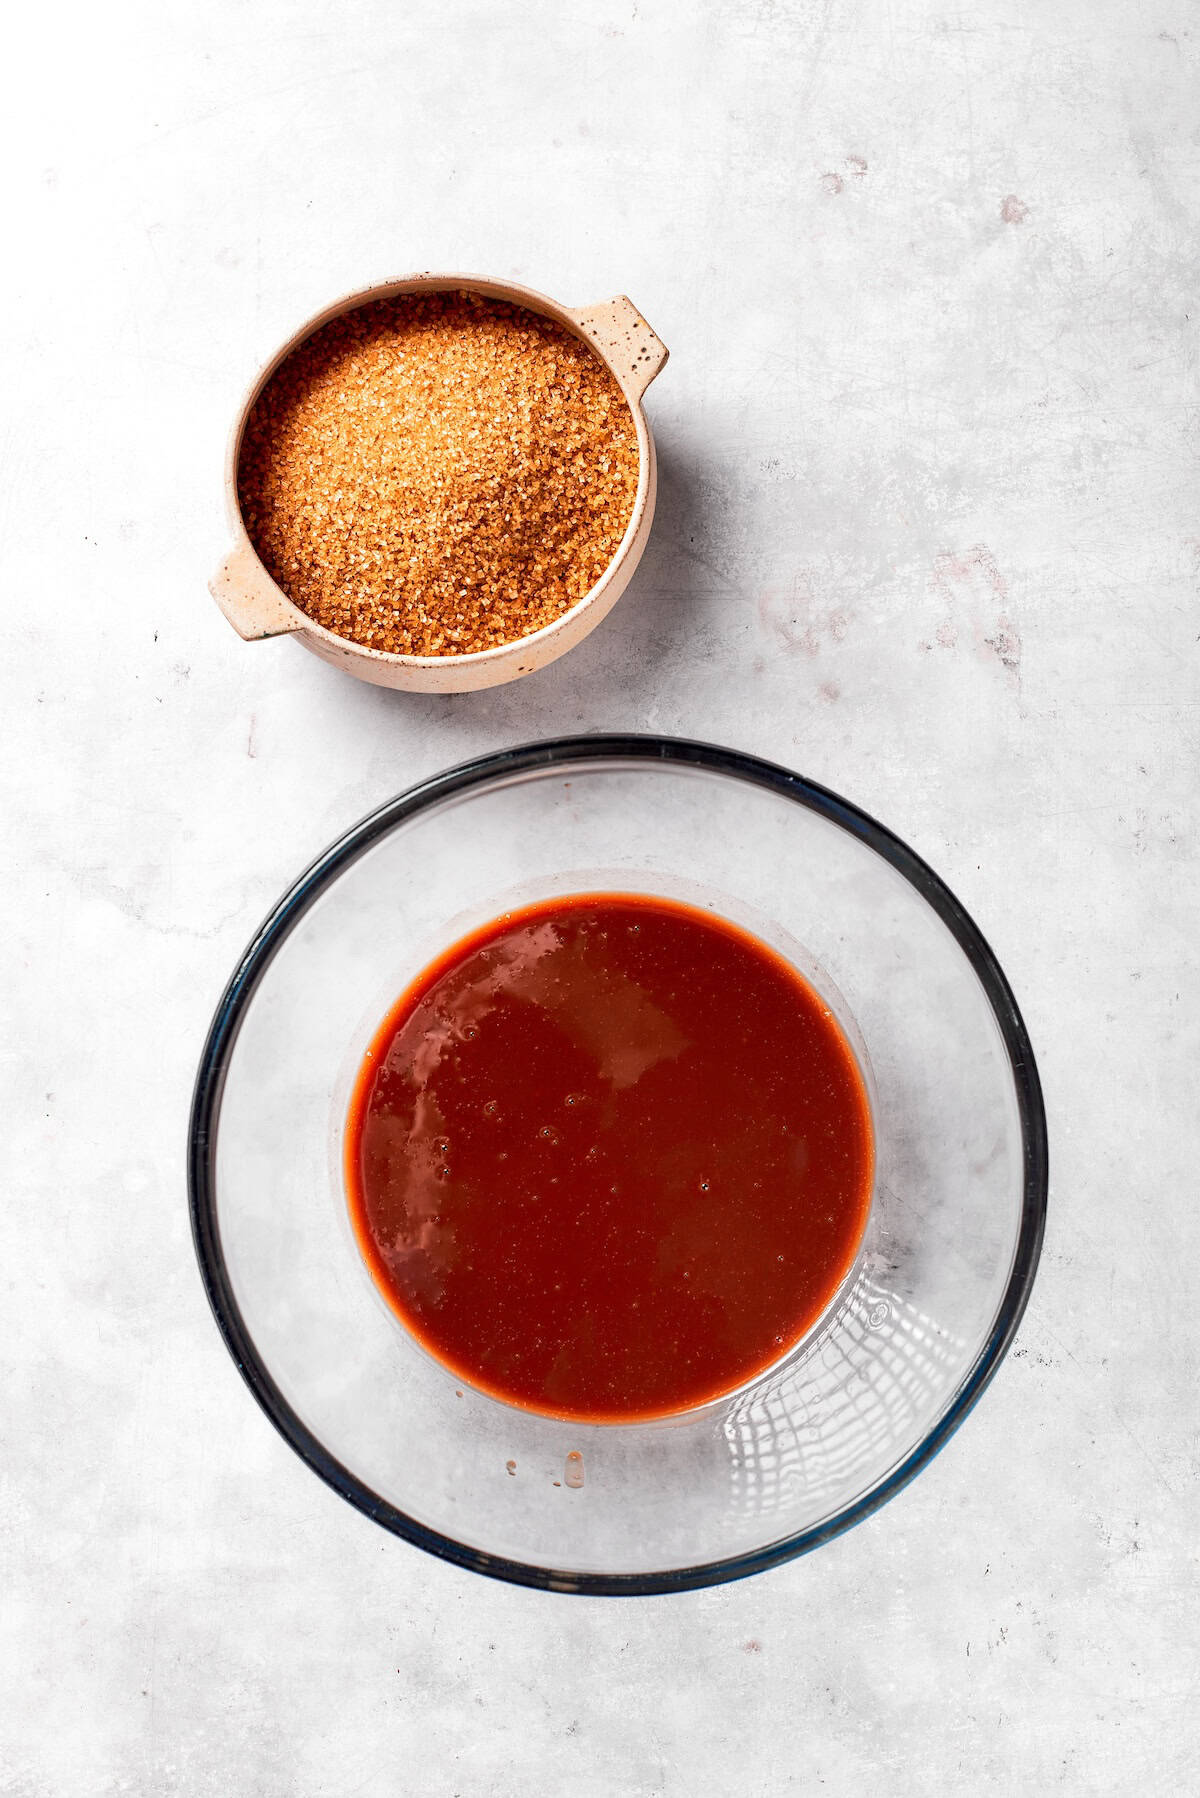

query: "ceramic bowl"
left=209, top=275, right=668, bottom=692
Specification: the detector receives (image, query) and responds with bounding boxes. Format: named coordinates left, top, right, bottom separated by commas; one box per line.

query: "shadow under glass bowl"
left=188, top=736, right=1047, bottom=1594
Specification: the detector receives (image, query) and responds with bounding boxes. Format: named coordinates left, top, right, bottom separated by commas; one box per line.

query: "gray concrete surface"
left=3, top=1, right=1197, bottom=1792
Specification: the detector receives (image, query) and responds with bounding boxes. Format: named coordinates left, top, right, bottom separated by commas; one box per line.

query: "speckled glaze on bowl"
left=209, top=275, right=668, bottom=692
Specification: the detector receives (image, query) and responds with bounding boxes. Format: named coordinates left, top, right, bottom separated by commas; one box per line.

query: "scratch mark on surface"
left=984, top=617, right=1021, bottom=676
left=41, top=854, right=249, bottom=942
left=932, top=545, right=1008, bottom=604
left=759, top=580, right=818, bottom=655
left=931, top=545, right=1021, bottom=685
left=758, top=576, right=854, bottom=660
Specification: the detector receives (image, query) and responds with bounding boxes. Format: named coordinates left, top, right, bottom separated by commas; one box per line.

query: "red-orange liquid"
left=345, top=894, right=873, bottom=1422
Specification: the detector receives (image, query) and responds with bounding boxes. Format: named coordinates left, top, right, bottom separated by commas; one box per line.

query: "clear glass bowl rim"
left=188, top=734, right=1048, bottom=1596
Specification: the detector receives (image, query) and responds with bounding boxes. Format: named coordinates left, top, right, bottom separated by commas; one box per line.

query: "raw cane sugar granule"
left=236, top=290, right=641, bottom=657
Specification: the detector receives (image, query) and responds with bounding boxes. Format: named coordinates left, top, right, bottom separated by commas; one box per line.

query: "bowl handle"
left=568, top=296, right=668, bottom=400
left=209, top=544, right=304, bottom=641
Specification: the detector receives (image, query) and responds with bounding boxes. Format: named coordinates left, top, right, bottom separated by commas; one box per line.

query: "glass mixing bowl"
left=189, top=737, right=1047, bottom=1593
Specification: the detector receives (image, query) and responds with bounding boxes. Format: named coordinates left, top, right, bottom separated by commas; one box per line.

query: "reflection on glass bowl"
left=188, top=736, right=1047, bottom=1594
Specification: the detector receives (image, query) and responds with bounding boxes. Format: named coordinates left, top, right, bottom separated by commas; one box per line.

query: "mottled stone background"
left=3, top=1, right=1197, bottom=1791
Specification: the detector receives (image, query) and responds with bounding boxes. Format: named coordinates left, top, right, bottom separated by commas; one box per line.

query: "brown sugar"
left=236, top=290, right=640, bottom=657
